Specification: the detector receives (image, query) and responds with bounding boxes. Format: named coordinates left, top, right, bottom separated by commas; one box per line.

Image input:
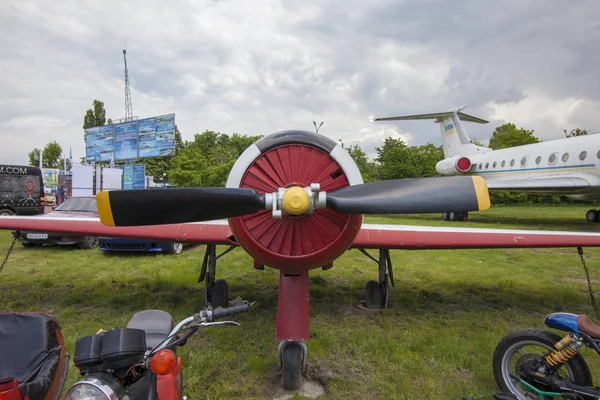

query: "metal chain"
left=0, top=236, right=17, bottom=274
left=577, top=247, right=600, bottom=321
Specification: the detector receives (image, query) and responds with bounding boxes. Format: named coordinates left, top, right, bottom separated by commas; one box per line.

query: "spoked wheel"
left=168, top=242, right=183, bottom=255
left=365, top=280, right=384, bottom=309
left=79, top=236, right=99, bottom=250
left=492, top=329, right=592, bottom=400
left=282, top=343, right=303, bottom=390
left=211, top=279, right=229, bottom=308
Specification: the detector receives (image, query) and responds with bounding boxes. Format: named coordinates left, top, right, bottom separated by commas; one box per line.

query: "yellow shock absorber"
left=545, top=334, right=582, bottom=366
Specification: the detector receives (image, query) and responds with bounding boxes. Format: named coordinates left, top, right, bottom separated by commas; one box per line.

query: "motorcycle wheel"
left=492, top=328, right=592, bottom=400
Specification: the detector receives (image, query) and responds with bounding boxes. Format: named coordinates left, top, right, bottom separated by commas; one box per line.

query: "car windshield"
left=55, top=197, right=98, bottom=212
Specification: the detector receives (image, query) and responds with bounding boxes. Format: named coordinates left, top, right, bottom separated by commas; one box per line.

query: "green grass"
left=1, top=205, right=600, bottom=399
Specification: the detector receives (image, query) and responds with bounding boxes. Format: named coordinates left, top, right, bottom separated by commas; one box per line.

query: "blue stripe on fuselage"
left=474, top=164, right=596, bottom=174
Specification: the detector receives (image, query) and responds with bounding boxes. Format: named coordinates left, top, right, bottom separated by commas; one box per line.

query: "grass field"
left=1, top=205, right=600, bottom=399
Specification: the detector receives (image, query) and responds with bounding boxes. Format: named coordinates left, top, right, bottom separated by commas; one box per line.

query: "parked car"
left=99, top=238, right=184, bottom=255
left=0, top=164, right=45, bottom=216
left=12, top=196, right=99, bottom=249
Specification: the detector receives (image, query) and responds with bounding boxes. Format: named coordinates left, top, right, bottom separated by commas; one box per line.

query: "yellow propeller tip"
left=96, top=191, right=116, bottom=226
left=471, top=176, right=491, bottom=211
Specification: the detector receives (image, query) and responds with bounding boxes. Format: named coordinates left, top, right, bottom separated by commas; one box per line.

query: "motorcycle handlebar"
left=212, top=304, right=249, bottom=319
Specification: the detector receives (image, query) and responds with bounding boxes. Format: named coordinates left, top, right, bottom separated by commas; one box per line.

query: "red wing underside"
left=0, top=216, right=233, bottom=245
left=2, top=217, right=600, bottom=249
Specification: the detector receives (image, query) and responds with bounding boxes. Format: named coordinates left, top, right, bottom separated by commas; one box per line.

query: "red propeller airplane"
left=2, top=130, right=600, bottom=390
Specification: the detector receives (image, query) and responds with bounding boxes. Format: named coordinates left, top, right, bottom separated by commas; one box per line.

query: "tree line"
left=27, top=100, right=590, bottom=205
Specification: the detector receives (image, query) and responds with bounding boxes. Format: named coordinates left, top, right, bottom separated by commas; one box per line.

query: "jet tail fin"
left=374, top=107, right=490, bottom=158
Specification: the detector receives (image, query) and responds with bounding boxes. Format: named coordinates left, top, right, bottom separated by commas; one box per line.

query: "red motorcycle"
left=0, top=303, right=249, bottom=400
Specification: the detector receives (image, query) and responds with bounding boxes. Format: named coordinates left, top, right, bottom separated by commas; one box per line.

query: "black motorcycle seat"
left=0, top=312, right=65, bottom=400
left=126, top=309, right=175, bottom=350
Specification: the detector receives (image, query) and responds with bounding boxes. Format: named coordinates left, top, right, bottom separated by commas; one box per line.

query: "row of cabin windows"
left=476, top=150, right=595, bottom=170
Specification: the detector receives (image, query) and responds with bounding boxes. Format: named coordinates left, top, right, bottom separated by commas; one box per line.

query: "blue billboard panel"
left=133, top=164, right=145, bottom=189
left=123, top=165, right=134, bottom=190
left=84, top=114, right=175, bottom=162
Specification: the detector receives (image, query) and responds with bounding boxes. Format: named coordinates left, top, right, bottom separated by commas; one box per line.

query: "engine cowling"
left=226, top=130, right=364, bottom=273
left=436, top=156, right=472, bottom=175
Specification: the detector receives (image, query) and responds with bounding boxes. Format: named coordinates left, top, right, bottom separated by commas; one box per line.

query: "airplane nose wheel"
left=279, top=341, right=307, bottom=390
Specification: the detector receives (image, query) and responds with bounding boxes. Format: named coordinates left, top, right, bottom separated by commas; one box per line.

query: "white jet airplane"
left=375, top=107, right=600, bottom=222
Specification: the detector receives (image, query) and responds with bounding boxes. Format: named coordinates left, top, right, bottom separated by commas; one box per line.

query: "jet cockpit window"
left=520, top=157, right=527, bottom=167
left=510, top=159, right=515, bottom=167
left=535, top=156, right=541, bottom=164
left=549, top=153, right=557, bottom=165
left=580, top=151, right=587, bottom=160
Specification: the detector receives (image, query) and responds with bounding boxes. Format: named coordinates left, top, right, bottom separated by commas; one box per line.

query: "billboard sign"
left=84, top=113, right=176, bottom=162
left=123, top=164, right=146, bottom=190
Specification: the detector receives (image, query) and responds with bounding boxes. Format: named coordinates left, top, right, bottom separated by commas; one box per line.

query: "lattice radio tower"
left=123, top=49, right=134, bottom=121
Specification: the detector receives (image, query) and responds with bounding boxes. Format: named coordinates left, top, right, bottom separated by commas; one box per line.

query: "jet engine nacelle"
left=226, top=130, right=364, bottom=273
left=436, top=156, right=472, bottom=175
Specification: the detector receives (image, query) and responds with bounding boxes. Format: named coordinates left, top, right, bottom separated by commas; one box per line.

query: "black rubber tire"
left=365, top=280, right=383, bottom=309
left=492, top=328, right=592, bottom=399
left=282, top=343, right=303, bottom=390
left=0, top=209, right=15, bottom=216
left=79, top=236, right=99, bottom=250
left=211, top=279, right=229, bottom=309
left=168, top=242, right=183, bottom=255
left=586, top=209, right=598, bottom=223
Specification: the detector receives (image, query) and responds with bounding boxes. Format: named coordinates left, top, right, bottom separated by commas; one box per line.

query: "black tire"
left=211, top=279, right=229, bottom=309
left=167, top=242, right=183, bottom=255
left=0, top=209, right=15, bottom=216
left=282, top=343, right=303, bottom=390
left=492, top=328, right=592, bottom=399
left=79, top=236, right=99, bottom=250
left=586, top=209, right=598, bottom=223
left=365, top=280, right=382, bottom=309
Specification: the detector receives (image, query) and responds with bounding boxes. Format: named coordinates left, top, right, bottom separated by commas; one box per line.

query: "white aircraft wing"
left=485, top=177, right=591, bottom=191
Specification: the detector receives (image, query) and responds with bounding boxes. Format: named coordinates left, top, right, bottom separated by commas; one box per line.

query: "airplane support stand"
left=359, top=248, right=394, bottom=309
left=276, top=271, right=310, bottom=390
left=198, top=244, right=236, bottom=308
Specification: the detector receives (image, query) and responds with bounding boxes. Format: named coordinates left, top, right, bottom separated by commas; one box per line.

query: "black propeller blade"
left=97, top=188, right=265, bottom=226
left=325, top=176, right=489, bottom=214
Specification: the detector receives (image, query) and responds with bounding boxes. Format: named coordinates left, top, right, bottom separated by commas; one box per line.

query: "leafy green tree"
left=83, top=100, right=107, bottom=129
left=488, top=123, right=539, bottom=150
left=375, top=138, right=443, bottom=180
left=168, top=131, right=262, bottom=187
left=564, top=128, right=588, bottom=138
left=346, top=144, right=379, bottom=182
left=28, top=142, right=63, bottom=168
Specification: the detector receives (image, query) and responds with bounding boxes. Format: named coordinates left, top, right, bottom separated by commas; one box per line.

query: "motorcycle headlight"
left=63, top=374, right=122, bottom=400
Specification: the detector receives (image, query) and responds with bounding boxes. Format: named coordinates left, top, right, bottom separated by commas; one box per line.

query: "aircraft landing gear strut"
left=198, top=244, right=236, bottom=308
left=277, top=271, right=310, bottom=390
left=359, top=248, right=394, bottom=309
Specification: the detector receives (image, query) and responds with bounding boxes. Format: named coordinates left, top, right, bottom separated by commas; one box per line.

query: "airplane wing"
left=2, top=216, right=600, bottom=251
left=353, top=223, right=600, bottom=249
left=0, top=216, right=233, bottom=245
left=485, top=177, right=591, bottom=191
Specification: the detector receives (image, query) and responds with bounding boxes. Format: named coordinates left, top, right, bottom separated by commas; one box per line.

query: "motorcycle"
left=492, top=312, right=600, bottom=399
left=0, top=303, right=249, bottom=400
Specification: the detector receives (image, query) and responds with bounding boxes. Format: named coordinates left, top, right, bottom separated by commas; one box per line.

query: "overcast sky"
left=1, top=0, right=598, bottom=165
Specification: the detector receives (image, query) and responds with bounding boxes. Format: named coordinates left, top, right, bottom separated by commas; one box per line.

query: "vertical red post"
left=276, top=270, right=310, bottom=341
